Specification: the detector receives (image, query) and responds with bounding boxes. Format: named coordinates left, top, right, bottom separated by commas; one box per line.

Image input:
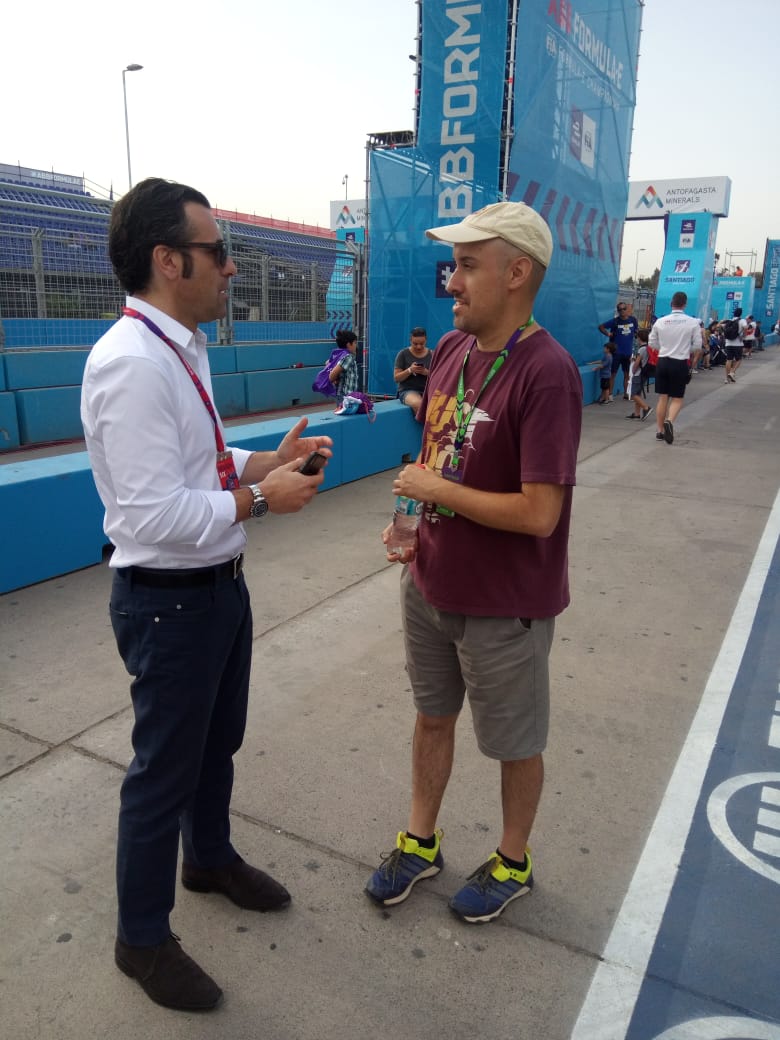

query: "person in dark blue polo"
left=598, top=302, right=639, bottom=400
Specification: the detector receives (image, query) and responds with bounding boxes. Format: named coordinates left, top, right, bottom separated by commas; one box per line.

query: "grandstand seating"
left=0, top=174, right=358, bottom=449
left=0, top=181, right=336, bottom=275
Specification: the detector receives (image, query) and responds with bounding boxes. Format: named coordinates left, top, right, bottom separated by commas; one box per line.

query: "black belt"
left=123, top=554, right=244, bottom=588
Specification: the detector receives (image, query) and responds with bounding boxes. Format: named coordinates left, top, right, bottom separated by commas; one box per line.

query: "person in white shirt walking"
left=81, top=178, right=333, bottom=1012
left=648, top=291, right=701, bottom=445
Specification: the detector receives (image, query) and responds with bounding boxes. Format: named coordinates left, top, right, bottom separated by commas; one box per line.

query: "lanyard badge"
left=435, top=462, right=460, bottom=517
left=216, top=450, right=240, bottom=490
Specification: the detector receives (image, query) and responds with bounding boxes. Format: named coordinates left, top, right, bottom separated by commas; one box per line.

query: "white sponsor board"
left=330, top=199, right=367, bottom=230
left=627, top=176, right=731, bottom=219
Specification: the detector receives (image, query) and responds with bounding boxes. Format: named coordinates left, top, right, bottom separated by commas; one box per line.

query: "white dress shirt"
left=81, top=296, right=251, bottom=568
left=649, top=309, right=701, bottom=361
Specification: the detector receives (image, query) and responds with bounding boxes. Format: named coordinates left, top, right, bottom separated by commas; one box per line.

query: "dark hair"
left=733, top=307, right=742, bottom=317
left=411, top=326, right=426, bottom=337
left=671, top=291, right=688, bottom=308
left=335, top=329, right=357, bottom=348
left=109, top=177, right=211, bottom=295
left=636, top=327, right=650, bottom=342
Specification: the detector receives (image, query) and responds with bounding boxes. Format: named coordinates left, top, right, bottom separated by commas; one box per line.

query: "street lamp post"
left=342, top=174, right=348, bottom=201
left=122, top=63, right=143, bottom=190
left=634, top=247, right=646, bottom=287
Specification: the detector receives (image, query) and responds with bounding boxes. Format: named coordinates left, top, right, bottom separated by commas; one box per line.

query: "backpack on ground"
left=723, top=318, right=740, bottom=340
left=312, top=348, right=349, bottom=397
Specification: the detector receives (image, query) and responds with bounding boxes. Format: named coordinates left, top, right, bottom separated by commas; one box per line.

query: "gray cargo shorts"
left=401, top=569, right=554, bottom=760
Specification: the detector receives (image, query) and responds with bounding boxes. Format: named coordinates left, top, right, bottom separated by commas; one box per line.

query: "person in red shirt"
left=365, top=202, right=582, bottom=923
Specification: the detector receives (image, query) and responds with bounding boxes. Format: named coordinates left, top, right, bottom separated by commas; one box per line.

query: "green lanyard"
left=451, top=315, right=534, bottom=469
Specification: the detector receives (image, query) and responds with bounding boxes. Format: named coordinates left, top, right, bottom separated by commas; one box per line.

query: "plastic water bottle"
left=389, top=495, right=423, bottom=554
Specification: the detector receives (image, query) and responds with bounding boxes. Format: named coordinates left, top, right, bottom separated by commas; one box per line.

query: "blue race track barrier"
left=0, top=341, right=343, bottom=450
left=0, top=401, right=421, bottom=593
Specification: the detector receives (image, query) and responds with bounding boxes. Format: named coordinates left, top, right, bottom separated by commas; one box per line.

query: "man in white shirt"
left=81, top=178, right=333, bottom=1012
left=648, top=291, right=701, bottom=444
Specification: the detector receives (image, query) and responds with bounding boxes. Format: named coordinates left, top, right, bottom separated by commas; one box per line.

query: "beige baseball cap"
left=426, top=201, right=553, bottom=268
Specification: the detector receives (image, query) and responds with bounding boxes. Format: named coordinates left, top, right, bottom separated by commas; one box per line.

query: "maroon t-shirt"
left=410, top=327, right=582, bottom=618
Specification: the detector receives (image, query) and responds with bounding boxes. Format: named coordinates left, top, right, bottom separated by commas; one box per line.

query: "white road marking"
left=769, top=700, right=780, bottom=748
left=707, top=772, right=780, bottom=884
left=570, top=487, right=780, bottom=1040
left=653, top=1014, right=780, bottom=1038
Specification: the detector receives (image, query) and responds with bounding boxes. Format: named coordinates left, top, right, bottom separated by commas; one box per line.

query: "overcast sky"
left=2, top=0, right=776, bottom=280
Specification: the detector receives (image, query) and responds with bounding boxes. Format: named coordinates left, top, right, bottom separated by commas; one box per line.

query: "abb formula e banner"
left=415, top=0, right=508, bottom=220
left=367, top=0, right=509, bottom=393
left=367, top=0, right=644, bottom=395
left=506, top=0, right=643, bottom=368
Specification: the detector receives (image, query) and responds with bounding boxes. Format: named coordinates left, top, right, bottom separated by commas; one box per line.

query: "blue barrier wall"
left=0, top=336, right=343, bottom=449
left=0, top=401, right=422, bottom=593
left=0, top=393, right=19, bottom=449
left=1, top=318, right=336, bottom=348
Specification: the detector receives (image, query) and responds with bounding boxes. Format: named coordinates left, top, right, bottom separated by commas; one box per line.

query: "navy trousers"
left=110, top=567, right=252, bottom=946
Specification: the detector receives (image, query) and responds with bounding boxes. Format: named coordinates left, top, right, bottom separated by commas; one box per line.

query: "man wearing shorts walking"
left=723, top=307, right=746, bottom=383
left=649, top=291, right=701, bottom=445
left=365, top=202, right=582, bottom=923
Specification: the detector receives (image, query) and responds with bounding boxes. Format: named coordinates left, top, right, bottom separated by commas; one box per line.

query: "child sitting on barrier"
left=328, top=330, right=358, bottom=401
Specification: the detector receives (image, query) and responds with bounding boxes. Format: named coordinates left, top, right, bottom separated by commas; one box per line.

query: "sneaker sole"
left=663, top=420, right=674, bottom=444
left=450, top=882, right=532, bottom=924
left=365, top=862, right=442, bottom=906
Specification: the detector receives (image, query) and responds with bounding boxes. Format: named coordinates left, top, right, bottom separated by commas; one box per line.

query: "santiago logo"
left=637, top=185, right=664, bottom=209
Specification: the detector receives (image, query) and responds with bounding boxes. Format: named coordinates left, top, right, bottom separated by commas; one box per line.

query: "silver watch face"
left=250, top=487, right=268, bottom=519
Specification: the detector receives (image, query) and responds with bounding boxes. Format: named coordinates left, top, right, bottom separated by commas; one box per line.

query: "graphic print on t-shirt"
left=422, top=387, right=493, bottom=524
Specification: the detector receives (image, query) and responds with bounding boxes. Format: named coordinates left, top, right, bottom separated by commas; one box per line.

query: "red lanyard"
left=123, top=307, right=239, bottom=489
left=123, top=306, right=227, bottom=451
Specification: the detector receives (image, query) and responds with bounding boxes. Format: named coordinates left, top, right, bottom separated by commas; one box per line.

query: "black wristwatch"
left=248, top=484, right=268, bottom=519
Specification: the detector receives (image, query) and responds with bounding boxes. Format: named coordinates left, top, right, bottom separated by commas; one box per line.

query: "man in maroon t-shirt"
left=365, top=201, right=582, bottom=923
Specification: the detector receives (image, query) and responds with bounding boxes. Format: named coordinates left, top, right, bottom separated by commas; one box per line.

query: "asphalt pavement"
left=2, top=348, right=780, bottom=1040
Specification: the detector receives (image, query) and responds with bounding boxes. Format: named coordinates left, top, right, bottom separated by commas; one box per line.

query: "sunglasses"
left=183, top=240, right=229, bottom=267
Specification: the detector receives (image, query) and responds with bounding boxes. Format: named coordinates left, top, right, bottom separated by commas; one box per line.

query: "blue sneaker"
left=449, top=850, right=533, bottom=923
left=365, top=830, right=444, bottom=906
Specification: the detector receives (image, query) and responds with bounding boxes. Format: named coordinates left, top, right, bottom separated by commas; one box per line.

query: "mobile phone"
left=298, top=450, right=327, bottom=475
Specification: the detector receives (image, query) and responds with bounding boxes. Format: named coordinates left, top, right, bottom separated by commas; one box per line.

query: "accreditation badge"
left=435, top=457, right=462, bottom=517
left=216, top=450, right=240, bottom=490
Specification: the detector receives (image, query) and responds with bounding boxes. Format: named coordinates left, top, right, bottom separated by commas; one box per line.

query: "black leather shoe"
left=181, top=855, right=291, bottom=911
left=115, top=933, right=222, bottom=1011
